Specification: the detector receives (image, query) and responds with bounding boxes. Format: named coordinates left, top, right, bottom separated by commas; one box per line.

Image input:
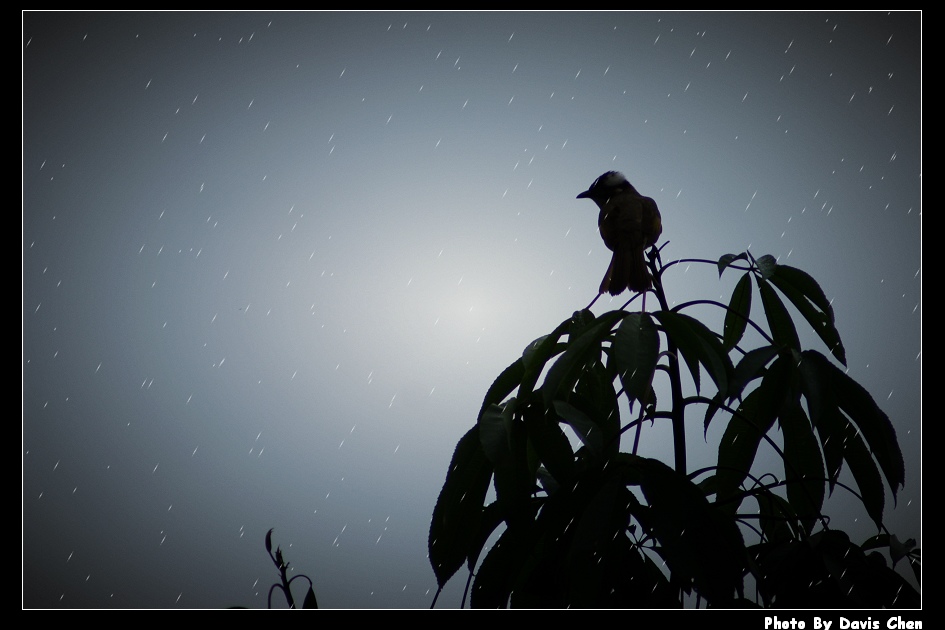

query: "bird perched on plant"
left=577, top=171, right=662, bottom=296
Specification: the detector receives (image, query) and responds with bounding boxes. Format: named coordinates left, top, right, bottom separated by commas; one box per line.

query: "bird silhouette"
left=577, top=171, right=662, bottom=296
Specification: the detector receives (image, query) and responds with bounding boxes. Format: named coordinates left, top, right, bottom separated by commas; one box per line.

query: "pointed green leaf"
left=758, top=278, right=800, bottom=351
left=639, top=458, right=746, bottom=604
left=571, top=360, right=622, bottom=459
left=470, top=528, right=516, bottom=608
left=860, top=533, right=891, bottom=552
left=716, top=357, right=789, bottom=506
left=803, top=351, right=904, bottom=501
left=480, top=402, right=532, bottom=528
left=542, top=311, right=624, bottom=408
left=723, top=272, right=753, bottom=351
left=780, top=404, right=826, bottom=534
left=655, top=311, right=702, bottom=392
left=478, top=358, right=525, bottom=420
left=655, top=311, right=732, bottom=396
left=610, top=451, right=646, bottom=486
left=302, top=583, right=319, bottom=609
left=567, top=308, right=597, bottom=339
left=702, top=390, right=727, bottom=437
left=888, top=535, right=917, bottom=568
left=832, top=377, right=904, bottom=501
left=466, top=501, right=505, bottom=573
left=718, top=252, right=749, bottom=276
left=523, top=404, right=575, bottom=486
left=755, top=254, right=778, bottom=279
left=838, top=419, right=885, bottom=528
left=479, top=402, right=514, bottom=468
left=611, top=312, right=660, bottom=404
left=519, top=318, right=572, bottom=399
left=682, top=314, right=733, bottom=396
left=797, top=351, right=847, bottom=489
left=771, top=265, right=846, bottom=366
left=429, top=426, right=494, bottom=588
left=773, top=265, right=837, bottom=323
left=729, top=344, right=780, bottom=404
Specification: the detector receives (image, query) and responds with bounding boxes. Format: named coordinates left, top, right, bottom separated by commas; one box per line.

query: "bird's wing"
left=640, top=195, right=662, bottom=246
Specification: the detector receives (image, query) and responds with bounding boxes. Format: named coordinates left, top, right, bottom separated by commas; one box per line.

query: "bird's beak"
left=576, top=190, right=590, bottom=199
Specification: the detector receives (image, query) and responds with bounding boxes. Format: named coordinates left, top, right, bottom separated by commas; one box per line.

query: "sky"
left=23, top=11, right=921, bottom=609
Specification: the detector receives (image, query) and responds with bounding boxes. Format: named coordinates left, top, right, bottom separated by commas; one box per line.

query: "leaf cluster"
left=428, top=251, right=918, bottom=608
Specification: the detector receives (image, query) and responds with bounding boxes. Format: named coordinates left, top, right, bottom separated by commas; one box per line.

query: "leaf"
left=480, top=402, right=532, bottom=528
left=718, top=252, right=749, bottom=276
left=522, top=404, right=575, bottom=487
left=473, top=515, right=561, bottom=608
left=831, top=372, right=905, bottom=503
left=780, top=403, right=826, bottom=534
left=553, top=400, right=603, bottom=459
left=798, top=352, right=886, bottom=528
left=478, top=358, right=525, bottom=420
left=716, top=357, right=789, bottom=507
left=567, top=308, right=597, bottom=339
left=428, top=425, right=494, bottom=588
left=772, top=264, right=837, bottom=323
left=758, top=278, right=800, bottom=351
left=801, top=351, right=904, bottom=503
left=479, top=402, right=515, bottom=468
left=770, top=264, right=846, bottom=366
left=470, top=528, right=516, bottom=608
left=519, top=318, right=572, bottom=400
left=755, top=488, right=800, bottom=544
left=542, top=310, right=625, bottom=408
left=563, top=480, right=641, bottom=607
left=466, top=501, right=505, bottom=573
left=723, top=272, right=753, bottom=351
left=702, top=390, right=727, bottom=438
left=655, top=311, right=701, bottom=392
left=728, top=344, right=780, bottom=404
left=638, top=458, right=746, bottom=604
left=655, top=311, right=732, bottom=396
left=888, top=535, right=917, bottom=568
left=796, top=351, right=845, bottom=488
left=265, top=528, right=273, bottom=554
left=302, top=583, right=319, bottom=609
left=611, top=312, right=660, bottom=404
left=571, top=360, right=622, bottom=460
left=755, top=254, right=778, bottom=279
left=837, top=420, right=885, bottom=528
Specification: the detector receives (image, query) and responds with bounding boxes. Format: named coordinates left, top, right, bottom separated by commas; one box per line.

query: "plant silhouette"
left=428, top=248, right=919, bottom=608
left=264, top=529, right=319, bottom=609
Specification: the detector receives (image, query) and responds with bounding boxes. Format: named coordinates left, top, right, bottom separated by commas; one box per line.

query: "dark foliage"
left=429, top=250, right=919, bottom=608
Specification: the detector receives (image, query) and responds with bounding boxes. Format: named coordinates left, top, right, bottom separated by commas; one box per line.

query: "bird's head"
left=577, top=171, right=632, bottom=203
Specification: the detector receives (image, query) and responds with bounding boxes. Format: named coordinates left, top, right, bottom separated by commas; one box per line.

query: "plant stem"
left=650, top=260, right=687, bottom=476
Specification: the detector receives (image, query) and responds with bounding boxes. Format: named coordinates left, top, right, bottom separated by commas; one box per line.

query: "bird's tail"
left=599, top=256, right=616, bottom=295
left=602, top=248, right=651, bottom=295
left=627, top=246, right=652, bottom=293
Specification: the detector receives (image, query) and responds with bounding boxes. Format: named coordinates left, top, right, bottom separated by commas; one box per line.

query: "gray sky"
left=23, top=11, right=920, bottom=608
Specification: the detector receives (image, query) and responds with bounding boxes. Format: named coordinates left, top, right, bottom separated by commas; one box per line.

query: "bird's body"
left=577, top=171, right=662, bottom=295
